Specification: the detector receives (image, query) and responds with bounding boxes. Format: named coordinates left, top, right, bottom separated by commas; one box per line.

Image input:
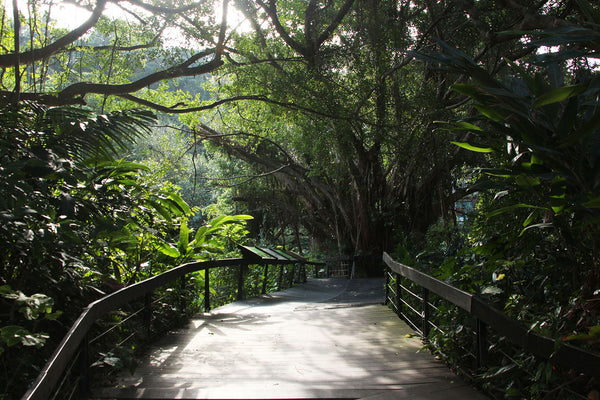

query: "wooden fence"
left=22, top=247, right=320, bottom=400
left=383, top=252, right=600, bottom=380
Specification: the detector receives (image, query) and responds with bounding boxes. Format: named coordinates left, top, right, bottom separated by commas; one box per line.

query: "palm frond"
left=34, top=105, right=156, bottom=161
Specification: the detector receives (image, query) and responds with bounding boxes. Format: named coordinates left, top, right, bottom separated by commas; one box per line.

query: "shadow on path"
left=92, top=278, right=488, bottom=400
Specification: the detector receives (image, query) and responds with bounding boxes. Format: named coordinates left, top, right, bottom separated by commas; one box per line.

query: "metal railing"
left=22, top=247, right=321, bottom=400
left=383, top=252, right=600, bottom=381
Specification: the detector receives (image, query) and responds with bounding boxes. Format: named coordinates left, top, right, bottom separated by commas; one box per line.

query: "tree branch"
left=119, top=92, right=360, bottom=122
left=119, top=0, right=210, bottom=15
left=217, top=0, right=229, bottom=53
left=194, top=125, right=297, bottom=164
left=0, top=0, right=108, bottom=68
left=256, top=0, right=308, bottom=57
left=118, top=94, right=272, bottom=112
left=11, top=0, right=20, bottom=96
left=316, top=0, right=354, bottom=46
left=198, top=163, right=292, bottom=187
left=197, top=124, right=354, bottom=248
left=0, top=49, right=223, bottom=105
left=64, top=27, right=163, bottom=53
left=61, top=53, right=221, bottom=94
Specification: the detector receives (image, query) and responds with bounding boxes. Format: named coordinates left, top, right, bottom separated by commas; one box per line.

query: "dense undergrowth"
left=0, top=102, right=259, bottom=399
left=396, top=216, right=599, bottom=399
left=402, top=28, right=600, bottom=399
left=392, top=35, right=600, bottom=396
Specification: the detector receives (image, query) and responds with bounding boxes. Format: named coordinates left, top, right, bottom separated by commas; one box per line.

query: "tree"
left=0, top=0, right=228, bottom=107
left=194, top=0, right=542, bottom=260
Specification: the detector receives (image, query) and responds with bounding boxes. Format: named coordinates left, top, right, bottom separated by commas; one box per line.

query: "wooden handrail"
left=22, top=248, right=316, bottom=400
left=21, top=258, right=243, bottom=400
left=382, top=252, right=600, bottom=379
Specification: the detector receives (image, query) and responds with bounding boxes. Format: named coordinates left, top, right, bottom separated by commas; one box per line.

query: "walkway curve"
left=93, top=278, right=488, bottom=399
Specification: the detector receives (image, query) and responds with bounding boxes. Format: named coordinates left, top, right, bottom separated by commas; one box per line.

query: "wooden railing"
left=382, top=252, right=600, bottom=379
left=22, top=247, right=320, bottom=400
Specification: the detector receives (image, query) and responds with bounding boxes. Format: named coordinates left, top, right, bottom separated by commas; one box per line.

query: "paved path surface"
left=94, top=278, right=488, bottom=399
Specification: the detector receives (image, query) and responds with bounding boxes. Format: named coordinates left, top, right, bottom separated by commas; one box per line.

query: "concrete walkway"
left=93, top=278, right=488, bottom=399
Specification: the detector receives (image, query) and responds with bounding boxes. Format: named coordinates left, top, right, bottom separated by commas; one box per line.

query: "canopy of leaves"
left=1, top=0, right=600, bottom=398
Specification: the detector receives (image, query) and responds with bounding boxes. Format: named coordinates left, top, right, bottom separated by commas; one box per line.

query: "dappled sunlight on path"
left=93, top=278, right=487, bottom=399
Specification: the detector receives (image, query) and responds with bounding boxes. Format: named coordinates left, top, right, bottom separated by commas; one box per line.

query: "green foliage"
left=0, top=101, right=160, bottom=397
left=411, top=26, right=600, bottom=397
left=204, top=0, right=489, bottom=256
left=0, top=285, right=60, bottom=356
left=434, top=45, right=600, bottom=272
left=0, top=101, right=255, bottom=398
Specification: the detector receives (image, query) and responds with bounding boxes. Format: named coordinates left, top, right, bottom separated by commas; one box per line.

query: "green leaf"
left=483, top=363, right=517, bottom=379
left=435, top=121, right=483, bottom=132
left=154, top=241, right=180, bottom=258
left=0, top=326, right=29, bottom=347
left=178, top=220, right=190, bottom=254
left=575, top=0, right=600, bottom=23
left=474, top=105, right=505, bottom=121
left=487, top=204, right=546, bottom=218
left=45, top=311, right=63, bottom=321
left=451, top=141, right=494, bottom=153
left=522, top=210, right=538, bottom=227
left=452, top=83, right=482, bottom=97
left=482, top=286, right=503, bottom=295
left=515, top=175, right=540, bottom=187
left=0, top=285, right=12, bottom=295
left=456, top=121, right=483, bottom=131
left=550, top=195, right=565, bottom=215
left=532, top=85, right=587, bottom=108
left=167, top=193, right=192, bottom=216
left=146, top=200, right=173, bottom=223
left=102, top=356, right=122, bottom=367
left=20, top=333, right=49, bottom=348
left=584, top=197, right=600, bottom=209
left=0, top=326, right=47, bottom=348
left=519, top=222, right=554, bottom=237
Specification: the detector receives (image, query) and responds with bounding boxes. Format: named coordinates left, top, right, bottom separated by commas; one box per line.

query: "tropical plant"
left=0, top=100, right=157, bottom=397
left=0, top=98, right=260, bottom=398
left=413, top=23, right=600, bottom=397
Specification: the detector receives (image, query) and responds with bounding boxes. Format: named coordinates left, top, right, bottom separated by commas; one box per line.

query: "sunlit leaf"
left=482, top=286, right=503, bottom=295
left=519, top=222, right=554, bottom=237
left=522, top=210, right=538, bottom=227
left=154, top=241, right=180, bottom=258
left=474, top=105, right=506, bottom=121
left=178, top=220, right=190, bottom=254
left=451, top=141, right=494, bottom=153
left=532, top=85, right=587, bottom=108
left=487, top=204, right=545, bottom=218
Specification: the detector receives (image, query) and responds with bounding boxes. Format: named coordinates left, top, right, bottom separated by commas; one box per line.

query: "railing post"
left=237, top=263, right=246, bottom=301
left=144, top=292, right=152, bottom=337
left=422, top=287, right=430, bottom=339
left=262, top=264, right=269, bottom=294
left=476, top=318, right=488, bottom=369
left=395, top=272, right=402, bottom=317
left=204, top=268, right=211, bottom=312
left=384, top=266, right=390, bottom=305
left=77, top=334, right=90, bottom=398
